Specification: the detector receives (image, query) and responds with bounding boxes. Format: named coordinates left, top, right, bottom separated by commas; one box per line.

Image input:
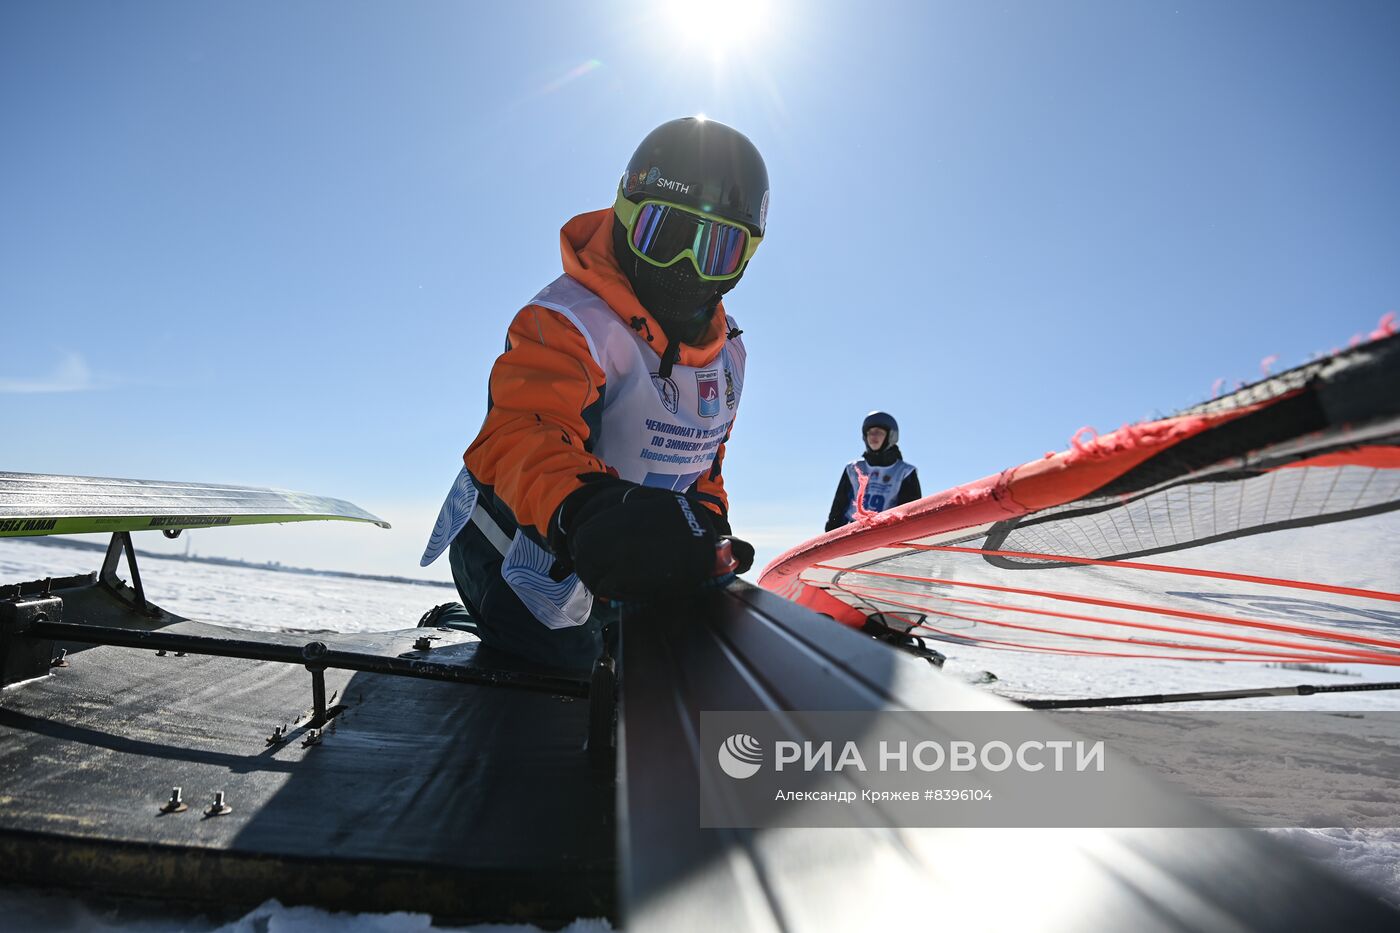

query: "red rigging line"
left=908, top=619, right=1345, bottom=665
left=914, top=624, right=1354, bottom=665
left=812, top=563, right=1400, bottom=653
left=893, top=543, right=1400, bottom=604
left=838, top=581, right=1400, bottom=663
left=839, top=582, right=1400, bottom=665
left=892, top=606, right=1349, bottom=663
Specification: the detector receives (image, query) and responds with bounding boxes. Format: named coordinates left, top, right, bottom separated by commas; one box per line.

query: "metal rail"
left=25, top=619, right=591, bottom=699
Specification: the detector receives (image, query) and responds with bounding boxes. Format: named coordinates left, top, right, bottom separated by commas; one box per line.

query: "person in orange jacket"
left=420, top=117, right=766, bottom=671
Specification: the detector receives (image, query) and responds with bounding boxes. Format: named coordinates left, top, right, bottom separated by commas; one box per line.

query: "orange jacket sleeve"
left=691, top=419, right=733, bottom=523
left=464, top=306, right=608, bottom=539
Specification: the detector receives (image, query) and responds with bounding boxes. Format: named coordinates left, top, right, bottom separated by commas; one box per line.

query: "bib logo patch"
left=651, top=372, right=680, bottom=414
left=696, top=370, right=720, bottom=418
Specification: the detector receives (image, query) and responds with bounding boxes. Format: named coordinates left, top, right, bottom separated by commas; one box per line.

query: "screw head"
left=160, top=786, right=188, bottom=814
left=204, top=791, right=233, bottom=816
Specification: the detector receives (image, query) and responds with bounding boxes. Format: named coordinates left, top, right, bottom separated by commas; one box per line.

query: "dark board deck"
left=0, top=578, right=614, bottom=924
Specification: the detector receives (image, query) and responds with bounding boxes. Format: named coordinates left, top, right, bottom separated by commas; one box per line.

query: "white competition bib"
left=530, top=275, right=746, bottom=493
left=844, top=459, right=916, bottom=520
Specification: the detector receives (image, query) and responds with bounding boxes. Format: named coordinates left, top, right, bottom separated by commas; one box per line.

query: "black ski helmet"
left=619, top=117, right=769, bottom=237
left=862, top=411, right=899, bottom=450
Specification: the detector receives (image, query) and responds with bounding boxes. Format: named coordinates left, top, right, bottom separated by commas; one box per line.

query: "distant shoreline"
left=5, top=535, right=455, bottom=590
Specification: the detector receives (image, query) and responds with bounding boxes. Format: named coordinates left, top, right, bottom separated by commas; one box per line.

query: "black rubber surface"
left=0, top=579, right=614, bottom=924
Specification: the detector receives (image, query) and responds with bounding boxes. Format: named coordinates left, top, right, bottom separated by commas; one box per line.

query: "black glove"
left=552, top=475, right=748, bottom=600
left=695, top=498, right=754, bottom=576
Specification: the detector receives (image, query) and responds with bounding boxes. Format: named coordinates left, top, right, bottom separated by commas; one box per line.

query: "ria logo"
left=718, top=733, right=763, bottom=779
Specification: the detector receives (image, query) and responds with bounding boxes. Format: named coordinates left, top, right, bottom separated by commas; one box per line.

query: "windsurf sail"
left=760, top=327, right=1400, bottom=665
left=0, top=472, right=389, bottom=537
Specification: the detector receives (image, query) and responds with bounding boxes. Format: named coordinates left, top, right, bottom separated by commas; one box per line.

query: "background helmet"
left=620, top=117, right=769, bottom=237
left=862, top=411, right=899, bottom=450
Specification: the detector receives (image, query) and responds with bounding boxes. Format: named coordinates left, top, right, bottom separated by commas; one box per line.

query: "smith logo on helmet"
left=642, top=166, right=692, bottom=194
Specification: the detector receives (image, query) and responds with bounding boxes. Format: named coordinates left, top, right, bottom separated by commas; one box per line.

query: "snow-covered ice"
left=0, top=890, right=613, bottom=933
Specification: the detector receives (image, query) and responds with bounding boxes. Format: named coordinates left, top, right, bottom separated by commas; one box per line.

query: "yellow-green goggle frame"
left=613, top=187, right=763, bottom=281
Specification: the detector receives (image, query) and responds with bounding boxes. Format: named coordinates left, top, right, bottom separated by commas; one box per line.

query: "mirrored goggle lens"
left=630, top=202, right=749, bottom=277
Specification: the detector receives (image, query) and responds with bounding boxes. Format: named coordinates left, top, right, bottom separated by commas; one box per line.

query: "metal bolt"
left=205, top=791, right=233, bottom=816
left=155, top=649, right=167, bottom=657
left=413, top=635, right=433, bottom=651
left=160, top=786, right=188, bottom=814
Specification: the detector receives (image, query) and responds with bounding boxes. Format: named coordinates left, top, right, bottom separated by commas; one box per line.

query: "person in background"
left=824, top=411, right=921, bottom=532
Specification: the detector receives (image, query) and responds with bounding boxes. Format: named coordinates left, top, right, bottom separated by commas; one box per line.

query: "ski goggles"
left=614, top=188, right=762, bottom=280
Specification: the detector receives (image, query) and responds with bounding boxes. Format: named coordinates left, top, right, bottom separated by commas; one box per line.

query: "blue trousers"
left=447, top=525, right=616, bottom=674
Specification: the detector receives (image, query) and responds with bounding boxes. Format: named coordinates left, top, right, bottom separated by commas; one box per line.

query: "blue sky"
left=3, top=1, right=1397, bottom=581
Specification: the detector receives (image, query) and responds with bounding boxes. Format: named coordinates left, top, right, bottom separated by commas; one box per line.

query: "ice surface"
left=0, top=890, right=614, bottom=933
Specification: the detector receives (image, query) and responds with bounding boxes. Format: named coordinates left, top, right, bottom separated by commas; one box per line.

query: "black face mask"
left=613, top=218, right=742, bottom=344
left=863, top=443, right=901, bottom=468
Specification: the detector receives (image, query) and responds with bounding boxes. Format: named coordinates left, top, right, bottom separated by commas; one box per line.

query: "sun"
left=660, top=0, right=773, bottom=64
